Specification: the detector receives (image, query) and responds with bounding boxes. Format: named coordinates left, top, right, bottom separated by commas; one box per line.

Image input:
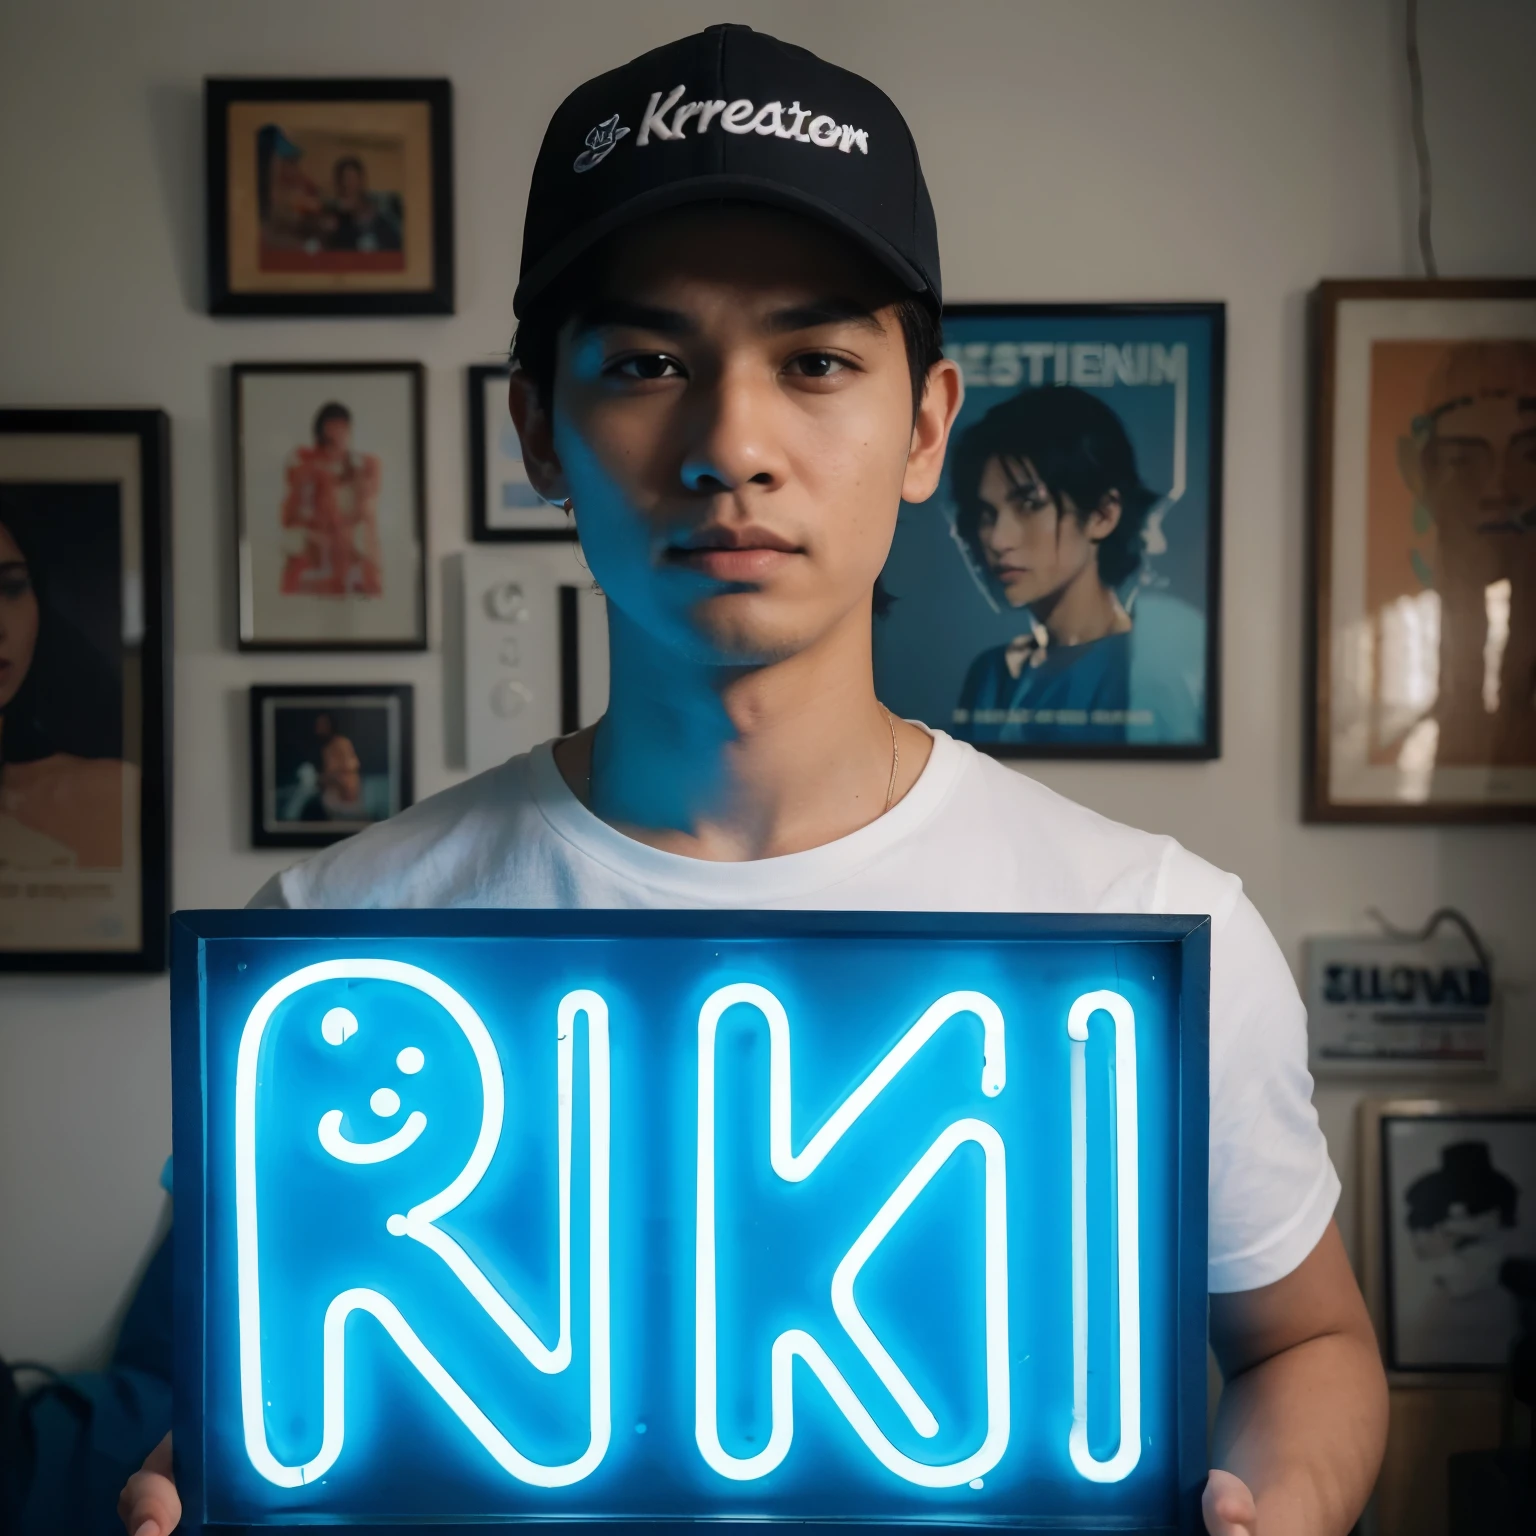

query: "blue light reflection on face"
left=195, top=932, right=1187, bottom=1527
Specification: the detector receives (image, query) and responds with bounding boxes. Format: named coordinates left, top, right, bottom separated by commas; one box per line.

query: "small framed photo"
left=234, top=362, right=427, bottom=651
left=1360, top=1098, right=1536, bottom=1380
left=468, top=364, right=574, bottom=541
left=249, top=684, right=413, bottom=848
left=205, top=77, right=453, bottom=316
left=0, top=409, right=172, bottom=971
left=1308, top=279, right=1536, bottom=821
left=875, top=303, right=1224, bottom=758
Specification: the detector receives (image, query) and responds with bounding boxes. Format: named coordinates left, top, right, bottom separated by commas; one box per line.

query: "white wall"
left=1, top=0, right=1533, bottom=1369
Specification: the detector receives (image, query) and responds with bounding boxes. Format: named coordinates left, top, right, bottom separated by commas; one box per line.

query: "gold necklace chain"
left=883, top=706, right=899, bottom=814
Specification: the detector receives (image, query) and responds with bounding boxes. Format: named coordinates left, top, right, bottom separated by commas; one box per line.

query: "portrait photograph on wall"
left=467, top=363, right=574, bottom=541
left=874, top=303, right=1224, bottom=759
left=206, top=77, right=453, bottom=315
left=1360, top=1101, right=1536, bottom=1378
left=249, top=683, right=413, bottom=848
left=1309, top=279, right=1536, bottom=821
left=0, top=409, right=171, bottom=971
left=234, top=361, right=427, bottom=651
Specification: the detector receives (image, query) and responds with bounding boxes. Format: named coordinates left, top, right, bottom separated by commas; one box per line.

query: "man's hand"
left=1204, top=1467, right=1259, bottom=1533
left=117, top=1431, right=181, bottom=1536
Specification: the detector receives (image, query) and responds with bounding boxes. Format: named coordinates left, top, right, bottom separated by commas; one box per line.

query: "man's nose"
left=679, top=362, right=787, bottom=496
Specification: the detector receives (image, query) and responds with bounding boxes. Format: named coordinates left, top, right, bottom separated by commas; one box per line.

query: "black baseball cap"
left=513, top=23, right=941, bottom=318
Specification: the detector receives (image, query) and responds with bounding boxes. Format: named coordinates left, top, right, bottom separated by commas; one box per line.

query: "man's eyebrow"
left=569, top=299, right=697, bottom=337
left=764, top=297, right=888, bottom=336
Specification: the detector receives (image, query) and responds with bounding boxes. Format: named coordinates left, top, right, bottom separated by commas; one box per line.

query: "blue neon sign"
left=171, top=911, right=1209, bottom=1534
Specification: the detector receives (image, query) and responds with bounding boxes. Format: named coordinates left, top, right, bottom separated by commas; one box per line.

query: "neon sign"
left=172, top=911, right=1209, bottom=1534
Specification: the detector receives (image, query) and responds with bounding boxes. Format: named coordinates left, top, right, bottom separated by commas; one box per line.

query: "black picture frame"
left=467, top=364, right=577, bottom=542
left=874, top=302, right=1225, bottom=761
left=249, top=683, right=414, bottom=848
left=0, top=408, right=172, bottom=972
left=233, top=361, right=428, bottom=652
left=206, top=77, right=454, bottom=317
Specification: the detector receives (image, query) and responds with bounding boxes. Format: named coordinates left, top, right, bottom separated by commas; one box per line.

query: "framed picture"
left=1359, top=1098, right=1536, bottom=1380
left=468, top=365, right=574, bottom=541
left=234, top=362, right=427, bottom=651
left=0, top=409, right=171, bottom=971
left=249, top=684, right=413, bottom=848
left=206, top=78, right=453, bottom=316
left=875, top=304, right=1224, bottom=759
left=1308, top=279, right=1536, bottom=821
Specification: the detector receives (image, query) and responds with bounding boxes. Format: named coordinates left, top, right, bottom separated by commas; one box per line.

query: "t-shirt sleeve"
left=246, top=871, right=291, bottom=909
left=1201, top=876, right=1340, bottom=1292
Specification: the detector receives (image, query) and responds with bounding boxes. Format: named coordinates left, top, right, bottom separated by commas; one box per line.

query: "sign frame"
left=171, top=909, right=1211, bottom=1535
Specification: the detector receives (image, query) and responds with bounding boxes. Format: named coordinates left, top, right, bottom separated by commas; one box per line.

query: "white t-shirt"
left=252, top=729, right=1338, bottom=1294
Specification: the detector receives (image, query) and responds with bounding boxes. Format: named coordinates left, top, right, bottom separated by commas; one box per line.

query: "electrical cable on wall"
left=1406, top=0, right=1438, bottom=277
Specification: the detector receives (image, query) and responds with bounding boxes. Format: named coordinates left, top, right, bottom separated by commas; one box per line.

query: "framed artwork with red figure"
left=234, top=362, right=427, bottom=651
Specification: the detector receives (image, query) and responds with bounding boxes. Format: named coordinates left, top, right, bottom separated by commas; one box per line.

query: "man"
left=120, top=25, right=1385, bottom=1536
left=1396, top=341, right=1536, bottom=766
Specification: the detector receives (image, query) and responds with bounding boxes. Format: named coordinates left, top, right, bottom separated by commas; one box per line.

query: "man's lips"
left=663, top=525, right=803, bottom=581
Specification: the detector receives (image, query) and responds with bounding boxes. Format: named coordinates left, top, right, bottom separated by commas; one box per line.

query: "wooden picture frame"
left=1306, top=279, right=1536, bottom=821
left=233, top=361, right=428, bottom=651
left=0, top=408, right=172, bottom=971
left=249, top=683, right=414, bottom=848
left=1358, top=1095, right=1536, bottom=1383
left=206, top=77, right=454, bottom=316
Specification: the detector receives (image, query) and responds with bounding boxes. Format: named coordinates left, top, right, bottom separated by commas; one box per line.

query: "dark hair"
left=0, top=504, right=123, bottom=765
left=508, top=227, right=944, bottom=422
left=1406, top=1141, right=1519, bottom=1231
left=333, top=156, right=366, bottom=188
left=950, top=386, right=1159, bottom=591
left=312, top=401, right=352, bottom=444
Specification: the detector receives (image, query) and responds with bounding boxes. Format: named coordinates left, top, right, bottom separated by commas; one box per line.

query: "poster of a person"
left=874, top=305, right=1223, bottom=757
left=234, top=363, right=426, bottom=650
left=1383, top=1115, right=1536, bottom=1370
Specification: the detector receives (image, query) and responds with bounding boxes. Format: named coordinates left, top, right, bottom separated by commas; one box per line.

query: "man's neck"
left=552, top=602, right=932, bottom=861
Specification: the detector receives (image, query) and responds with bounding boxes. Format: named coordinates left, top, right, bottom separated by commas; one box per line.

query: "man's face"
left=516, top=208, right=957, bottom=667
left=1409, top=392, right=1536, bottom=543
left=336, top=163, right=365, bottom=204
left=319, top=418, right=351, bottom=456
left=0, top=521, right=40, bottom=711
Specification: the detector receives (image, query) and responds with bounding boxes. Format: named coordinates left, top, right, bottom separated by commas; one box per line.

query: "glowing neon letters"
left=695, top=982, right=1011, bottom=1487
left=235, top=961, right=610, bottom=1489
left=230, top=962, right=1145, bottom=1496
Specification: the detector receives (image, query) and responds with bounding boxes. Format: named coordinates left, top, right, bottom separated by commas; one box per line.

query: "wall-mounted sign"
left=1305, top=934, right=1497, bottom=1078
left=171, top=911, right=1210, bottom=1534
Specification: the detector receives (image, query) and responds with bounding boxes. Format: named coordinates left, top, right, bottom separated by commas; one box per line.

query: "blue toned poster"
left=874, top=305, right=1224, bottom=758
left=171, top=911, right=1209, bottom=1533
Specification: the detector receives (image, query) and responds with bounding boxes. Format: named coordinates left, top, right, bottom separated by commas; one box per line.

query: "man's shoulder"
left=942, top=738, right=1240, bottom=919
left=260, top=750, right=553, bottom=910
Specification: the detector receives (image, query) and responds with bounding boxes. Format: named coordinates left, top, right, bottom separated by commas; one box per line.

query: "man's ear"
left=507, top=369, right=570, bottom=504
left=1085, top=489, right=1123, bottom=542
left=900, top=357, right=965, bottom=504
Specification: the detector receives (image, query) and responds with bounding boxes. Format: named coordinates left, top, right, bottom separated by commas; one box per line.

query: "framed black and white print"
left=206, top=77, right=454, bottom=316
left=0, top=409, right=172, bottom=971
left=874, top=304, right=1224, bottom=759
left=467, top=364, right=574, bottom=541
left=249, top=684, right=413, bottom=848
left=1359, top=1098, right=1536, bottom=1380
left=234, top=362, right=427, bottom=651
